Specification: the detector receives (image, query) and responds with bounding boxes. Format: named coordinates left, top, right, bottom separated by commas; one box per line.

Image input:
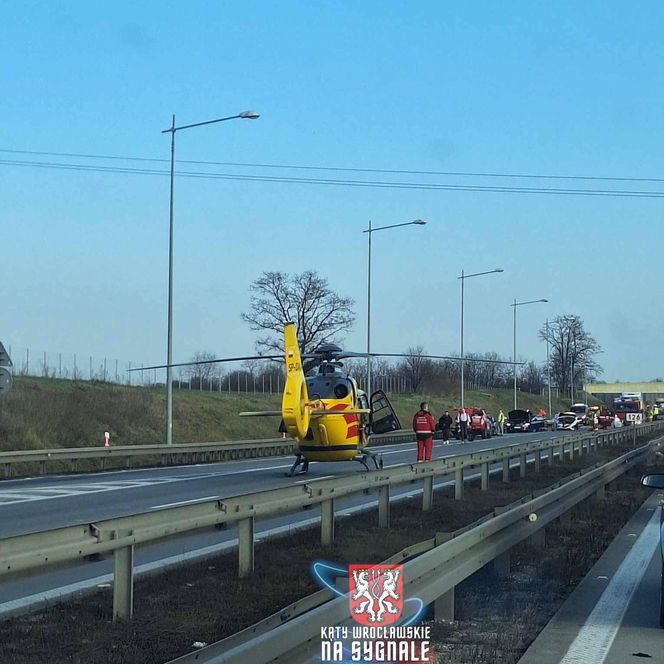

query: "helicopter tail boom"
left=281, top=322, right=311, bottom=441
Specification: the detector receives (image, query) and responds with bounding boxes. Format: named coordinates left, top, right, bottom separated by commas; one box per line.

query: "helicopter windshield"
left=305, top=375, right=353, bottom=400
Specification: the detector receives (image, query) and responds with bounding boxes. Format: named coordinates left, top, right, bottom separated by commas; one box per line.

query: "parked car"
left=505, top=409, right=546, bottom=433
left=555, top=412, right=580, bottom=430
left=529, top=415, right=548, bottom=432
left=640, top=473, right=664, bottom=626
left=468, top=408, right=491, bottom=441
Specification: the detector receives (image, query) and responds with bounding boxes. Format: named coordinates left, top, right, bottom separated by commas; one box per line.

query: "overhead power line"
left=1, top=147, right=663, bottom=183
left=1, top=156, right=663, bottom=199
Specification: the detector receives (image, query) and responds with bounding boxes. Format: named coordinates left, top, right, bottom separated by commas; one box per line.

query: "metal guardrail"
left=169, top=434, right=660, bottom=664
left=2, top=422, right=659, bottom=625
left=0, top=429, right=415, bottom=478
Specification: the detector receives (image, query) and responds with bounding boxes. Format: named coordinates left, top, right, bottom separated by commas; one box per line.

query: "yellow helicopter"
left=135, top=322, right=523, bottom=476
left=239, top=322, right=401, bottom=475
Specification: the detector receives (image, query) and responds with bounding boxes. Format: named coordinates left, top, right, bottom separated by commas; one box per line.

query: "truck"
left=613, top=393, right=644, bottom=424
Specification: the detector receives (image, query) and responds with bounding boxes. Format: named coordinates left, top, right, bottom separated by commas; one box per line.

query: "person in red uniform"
left=413, top=402, right=435, bottom=462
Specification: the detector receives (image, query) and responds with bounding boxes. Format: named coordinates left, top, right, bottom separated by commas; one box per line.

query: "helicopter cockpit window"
left=305, top=376, right=353, bottom=400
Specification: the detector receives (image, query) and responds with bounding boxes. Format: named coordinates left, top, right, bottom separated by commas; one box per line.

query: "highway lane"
left=518, top=491, right=664, bottom=664
left=0, top=429, right=572, bottom=538
left=0, top=430, right=576, bottom=615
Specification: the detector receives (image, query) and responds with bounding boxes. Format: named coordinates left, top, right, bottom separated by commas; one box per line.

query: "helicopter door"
left=370, top=390, right=401, bottom=434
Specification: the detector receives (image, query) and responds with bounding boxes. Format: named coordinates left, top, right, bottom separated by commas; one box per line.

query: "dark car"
left=505, top=409, right=546, bottom=433
left=641, top=473, right=664, bottom=625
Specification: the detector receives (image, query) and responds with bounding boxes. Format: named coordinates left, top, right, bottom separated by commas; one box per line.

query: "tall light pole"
left=458, top=268, right=504, bottom=409
left=561, top=315, right=578, bottom=404
left=545, top=318, right=552, bottom=417
left=364, top=219, right=426, bottom=397
left=512, top=298, right=548, bottom=409
left=162, top=110, right=259, bottom=445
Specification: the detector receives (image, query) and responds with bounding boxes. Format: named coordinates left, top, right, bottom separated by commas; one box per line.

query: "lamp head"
left=239, top=110, right=260, bottom=119
left=412, top=219, right=426, bottom=225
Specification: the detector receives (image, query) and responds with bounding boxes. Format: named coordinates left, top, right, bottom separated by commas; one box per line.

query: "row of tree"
left=182, top=271, right=603, bottom=394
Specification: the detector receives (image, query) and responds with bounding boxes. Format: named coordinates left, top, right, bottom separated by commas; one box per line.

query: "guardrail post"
left=519, top=453, right=527, bottom=478
left=422, top=476, right=434, bottom=511
left=480, top=462, right=489, bottom=491
left=321, top=498, right=335, bottom=546
left=112, top=531, right=134, bottom=621
left=502, top=458, right=510, bottom=483
left=434, top=587, right=455, bottom=621
left=534, top=450, right=541, bottom=473
left=568, top=440, right=574, bottom=461
left=4, top=463, right=10, bottom=478
left=493, top=550, right=510, bottom=578
left=238, top=517, right=254, bottom=578
left=548, top=446, right=555, bottom=465
left=595, top=485, right=606, bottom=501
left=39, top=460, right=46, bottom=474
left=378, top=485, right=390, bottom=528
left=454, top=468, right=464, bottom=500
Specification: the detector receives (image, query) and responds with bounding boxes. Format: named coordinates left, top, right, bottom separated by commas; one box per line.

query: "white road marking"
left=150, top=496, right=219, bottom=510
left=559, top=509, right=660, bottom=664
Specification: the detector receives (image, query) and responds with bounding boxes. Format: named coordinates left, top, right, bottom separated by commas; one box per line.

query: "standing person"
left=438, top=410, right=453, bottom=445
left=413, top=402, right=435, bottom=462
left=552, top=413, right=559, bottom=431
left=497, top=410, right=506, bottom=436
left=458, top=408, right=470, bottom=442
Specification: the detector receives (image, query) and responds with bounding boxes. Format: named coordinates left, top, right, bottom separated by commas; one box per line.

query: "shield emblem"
left=348, top=564, right=403, bottom=625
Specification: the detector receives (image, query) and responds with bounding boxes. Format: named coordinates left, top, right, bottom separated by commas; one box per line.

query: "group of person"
left=411, top=403, right=509, bottom=463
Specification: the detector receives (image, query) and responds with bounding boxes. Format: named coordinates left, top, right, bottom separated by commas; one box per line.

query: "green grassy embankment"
left=0, top=376, right=583, bottom=452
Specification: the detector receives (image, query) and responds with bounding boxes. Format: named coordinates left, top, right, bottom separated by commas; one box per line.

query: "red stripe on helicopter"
left=329, top=403, right=360, bottom=439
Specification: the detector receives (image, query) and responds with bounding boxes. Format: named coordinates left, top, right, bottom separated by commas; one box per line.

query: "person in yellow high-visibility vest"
left=497, top=410, right=506, bottom=436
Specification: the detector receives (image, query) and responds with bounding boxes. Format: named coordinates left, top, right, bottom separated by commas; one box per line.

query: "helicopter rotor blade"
left=336, top=351, right=525, bottom=366
left=239, top=410, right=283, bottom=417
left=127, top=354, right=284, bottom=372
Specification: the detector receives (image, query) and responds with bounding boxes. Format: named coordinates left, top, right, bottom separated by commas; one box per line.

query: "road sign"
left=626, top=412, right=643, bottom=423
left=0, top=368, right=12, bottom=396
left=0, top=342, right=12, bottom=368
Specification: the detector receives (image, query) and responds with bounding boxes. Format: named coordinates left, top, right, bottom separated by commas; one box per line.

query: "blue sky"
left=2, top=1, right=664, bottom=381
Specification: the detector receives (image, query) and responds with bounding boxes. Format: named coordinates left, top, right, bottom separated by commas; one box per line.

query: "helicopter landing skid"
left=286, top=455, right=310, bottom=477
left=355, top=449, right=383, bottom=472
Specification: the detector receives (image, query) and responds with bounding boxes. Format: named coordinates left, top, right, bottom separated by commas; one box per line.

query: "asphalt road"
left=518, top=490, right=664, bottom=664
left=0, top=429, right=574, bottom=615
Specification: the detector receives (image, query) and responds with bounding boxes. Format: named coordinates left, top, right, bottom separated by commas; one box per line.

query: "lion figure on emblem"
left=375, top=568, right=401, bottom=622
left=351, top=569, right=376, bottom=621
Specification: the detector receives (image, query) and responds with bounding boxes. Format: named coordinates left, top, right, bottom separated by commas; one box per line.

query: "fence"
left=6, top=344, right=568, bottom=397
left=6, top=344, right=412, bottom=394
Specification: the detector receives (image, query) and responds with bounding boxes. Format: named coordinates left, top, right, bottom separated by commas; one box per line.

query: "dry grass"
left=0, top=435, right=654, bottom=664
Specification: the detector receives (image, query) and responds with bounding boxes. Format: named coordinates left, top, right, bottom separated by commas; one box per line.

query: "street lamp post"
left=563, top=315, right=577, bottom=404
left=545, top=318, right=552, bottom=417
left=511, top=298, right=548, bottom=409
left=364, top=219, right=426, bottom=397
left=458, top=268, right=503, bottom=409
left=162, top=110, right=259, bottom=445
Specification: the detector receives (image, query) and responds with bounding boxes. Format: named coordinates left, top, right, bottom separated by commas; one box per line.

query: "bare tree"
left=241, top=271, right=355, bottom=355
left=539, top=316, right=602, bottom=393
left=186, top=351, right=218, bottom=388
left=398, top=346, right=435, bottom=393
left=519, top=360, right=545, bottom=394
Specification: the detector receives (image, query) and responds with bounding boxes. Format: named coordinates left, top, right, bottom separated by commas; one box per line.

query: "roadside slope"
left=0, top=376, right=578, bottom=450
